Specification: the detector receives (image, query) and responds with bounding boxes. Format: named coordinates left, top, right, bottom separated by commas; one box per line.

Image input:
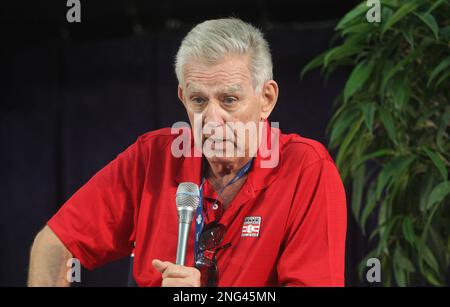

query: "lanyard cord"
left=194, top=158, right=254, bottom=262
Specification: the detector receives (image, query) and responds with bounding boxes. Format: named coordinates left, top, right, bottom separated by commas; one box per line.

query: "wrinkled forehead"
left=185, top=83, right=243, bottom=94
left=182, top=55, right=254, bottom=92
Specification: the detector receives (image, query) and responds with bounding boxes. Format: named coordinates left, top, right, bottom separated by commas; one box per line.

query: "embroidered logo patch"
left=241, top=216, right=262, bottom=237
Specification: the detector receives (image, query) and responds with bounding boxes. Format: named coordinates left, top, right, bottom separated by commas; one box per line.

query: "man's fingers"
left=152, top=259, right=170, bottom=273
left=162, top=264, right=191, bottom=279
left=153, top=259, right=202, bottom=287
left=153, top=260, right=196, bottom=278
left=162, top=277, right=200, bottom=287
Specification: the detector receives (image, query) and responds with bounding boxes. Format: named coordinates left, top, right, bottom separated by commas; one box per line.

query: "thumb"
left=152, top=259, right=170, bottom=273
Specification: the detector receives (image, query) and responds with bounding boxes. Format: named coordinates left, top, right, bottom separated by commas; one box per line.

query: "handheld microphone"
left=175, top=182, right=200, bottom=265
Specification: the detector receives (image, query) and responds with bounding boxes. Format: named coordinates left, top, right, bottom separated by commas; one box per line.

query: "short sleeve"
left=47, top=136, right=148, bottom=270
left=277, top=158, right=347, bottom=286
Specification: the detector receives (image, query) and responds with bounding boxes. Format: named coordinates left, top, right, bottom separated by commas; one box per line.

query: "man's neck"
left=205, top=157, right=252, bottom=190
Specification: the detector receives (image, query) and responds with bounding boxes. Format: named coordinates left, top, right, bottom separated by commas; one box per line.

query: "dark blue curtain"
left=0, top=26, right=365, bottom=286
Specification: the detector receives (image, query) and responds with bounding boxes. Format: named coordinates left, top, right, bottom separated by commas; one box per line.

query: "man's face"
left=178, top=54, right=273, bottom=165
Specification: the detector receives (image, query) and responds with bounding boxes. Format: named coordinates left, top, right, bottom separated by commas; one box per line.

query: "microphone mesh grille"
left=176, top=182, right=200, bottom=210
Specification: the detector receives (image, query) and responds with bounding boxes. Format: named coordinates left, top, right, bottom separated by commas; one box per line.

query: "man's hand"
left=152, top=259, right=201, bottom=287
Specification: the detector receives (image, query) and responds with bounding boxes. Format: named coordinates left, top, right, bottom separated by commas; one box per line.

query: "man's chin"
left=205, top=155, right=239, bottom=165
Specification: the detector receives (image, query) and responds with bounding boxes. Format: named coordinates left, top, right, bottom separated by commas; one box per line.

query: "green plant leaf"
left=414, top=12, right=439, bottom=40
left=361, top=103, right=375, bottom=133
left=323, top=58, right=354, bottom=84
left=429, top=227, right=447, bottom=270
left=436, top=107, right=450, bottom=153
left=300, top=51, right=327, bottom=79
left=420, top=193, right=442, bottom=248
left=342, top=23, right=374, bottom=36
left=394, top=245, right=415, bottom=272
left=335, top=2, right=368, bottom=30
left=418, top=241, right=443, bottom=285
left=426, top=0, right=448, bottom=14
left=376, top=214, right=400, bottom=255
left=447, top=235, right=450, bottom=262
left=421, top=264, right=442, bottom=286
left=421, top=244, right=440, bottom=276
left=369, top=214, right=402, bottom=243
left=381, top=0, right=399, bottom=10
left=380, top=48, right=419, bottom=95
left=351, top=149, right=396, bottom=171
left=327, top=104, right=347, bottom=130
left=346, top=32, right=369, bottom=47
left=329, top=108, right=360, bottom=148
left=420, top=172, right=434, bottom=212
left=361, top=184, right=377, bottom=234
left=423, top=148, right=448, bottom=181
left=324, top=44, right=363, bottom=68
left=392, top=76, right=411, bottom=111
left=376, top=156, right=415, bottom=200
left=427, top=58, right=450, bottom=87
left=402, top=217, right=415, bottom=246
left=393, top=261, right=406, bottom=287
left=426, top=181, right=450, bottom=210
left=382, top=257, right=393, bottom=286
left=344, top=61, right=374, bottom=103
left=382, top=1, right=419, bottom=35
left=352, top=164, right=366, bottom=220
left=401, top=27, right=414, bottom=48
left=379, top=108, right=397, bottom=145
left=439, top=25, right=450, bottom=41
left=435, top=70, right=450, bottom=88
left=335, top=117, right=364, bottom=170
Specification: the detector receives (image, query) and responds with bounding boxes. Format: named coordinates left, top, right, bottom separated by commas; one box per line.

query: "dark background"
left=0, top=0, right=368, bottom=286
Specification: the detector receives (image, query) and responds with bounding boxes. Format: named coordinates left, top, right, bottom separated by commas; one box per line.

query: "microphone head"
left=176, top=182, right=200, bottom=211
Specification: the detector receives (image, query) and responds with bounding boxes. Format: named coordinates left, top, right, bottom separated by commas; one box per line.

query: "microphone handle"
left=176, top=222, right=190, bottom=265
left=176, top=209, right=194, bottom=265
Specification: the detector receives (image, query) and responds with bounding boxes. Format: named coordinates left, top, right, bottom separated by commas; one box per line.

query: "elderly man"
left=28, top=18, right=347, bottom=287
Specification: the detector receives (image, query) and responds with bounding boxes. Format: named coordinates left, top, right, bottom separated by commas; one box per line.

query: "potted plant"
left=302, top=0, right=450, bottom=286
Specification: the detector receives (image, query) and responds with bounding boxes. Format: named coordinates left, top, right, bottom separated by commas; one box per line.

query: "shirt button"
left=212, top=203, right=219, bottom=210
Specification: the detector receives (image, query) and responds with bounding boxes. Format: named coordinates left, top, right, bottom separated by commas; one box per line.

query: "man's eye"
left=223, top=97, right=237, bottom=104
left=191, top=97, right=205, bottom=104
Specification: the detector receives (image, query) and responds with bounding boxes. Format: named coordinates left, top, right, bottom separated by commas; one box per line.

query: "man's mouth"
left=205, top=137, right=236, bottom=151
left=211, top=138, right=232, bottom=142
left=204, top=136, right=233, bottom=142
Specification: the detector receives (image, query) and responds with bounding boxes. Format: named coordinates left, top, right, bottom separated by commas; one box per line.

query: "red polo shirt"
left=47, top=123, right=347, bottom=286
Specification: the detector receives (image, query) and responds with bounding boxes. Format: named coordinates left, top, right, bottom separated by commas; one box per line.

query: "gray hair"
left=175, top=18, right=273, bottom=93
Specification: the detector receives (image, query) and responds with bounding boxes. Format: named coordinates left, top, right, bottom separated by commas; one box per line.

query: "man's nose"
left=203, top=101, right=225, bottom=125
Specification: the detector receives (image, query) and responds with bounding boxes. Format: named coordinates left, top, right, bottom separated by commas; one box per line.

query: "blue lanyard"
left=194, top=158, right=254, bottom=262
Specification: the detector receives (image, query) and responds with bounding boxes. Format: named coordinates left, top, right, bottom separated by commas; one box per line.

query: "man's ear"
left=178, top=85, right=186, bottom=108
left=260, top=80, right=279, bottom=120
